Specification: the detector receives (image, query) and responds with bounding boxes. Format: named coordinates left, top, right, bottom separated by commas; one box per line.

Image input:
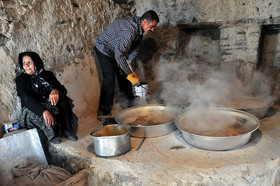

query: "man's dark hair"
left=140, top=10, right=159, bottom=23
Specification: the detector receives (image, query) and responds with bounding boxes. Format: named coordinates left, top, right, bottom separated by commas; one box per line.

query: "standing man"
left=94, top=10, right=159, bottom=121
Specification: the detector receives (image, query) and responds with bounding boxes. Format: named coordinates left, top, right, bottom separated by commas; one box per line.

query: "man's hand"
left=126, top=72, right=140, bottom=86
left=49, top=89, right=59, bottom=105
left=43, top=110, right=54, bottom=127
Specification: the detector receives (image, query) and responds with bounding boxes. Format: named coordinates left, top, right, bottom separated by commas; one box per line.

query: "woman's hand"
left=43, top=110, right=54, bottom=126
left=49, top=89, right=59, bottom=105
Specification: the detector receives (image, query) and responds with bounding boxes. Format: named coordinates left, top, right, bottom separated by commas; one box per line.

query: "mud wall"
left=1, top=0, right=280, bottom=122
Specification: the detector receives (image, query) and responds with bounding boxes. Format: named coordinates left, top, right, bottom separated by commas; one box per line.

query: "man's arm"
left=114, top=30, right=137, bottom=75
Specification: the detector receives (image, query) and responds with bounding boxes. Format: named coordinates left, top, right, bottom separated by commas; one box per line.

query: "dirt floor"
left=46, top=105, right=280, bottom=185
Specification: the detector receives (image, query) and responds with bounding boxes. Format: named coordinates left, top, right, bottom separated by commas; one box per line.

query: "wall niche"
left=259, top=24, right=280, bottom=104
left=177, top=23, right=221, bottom=67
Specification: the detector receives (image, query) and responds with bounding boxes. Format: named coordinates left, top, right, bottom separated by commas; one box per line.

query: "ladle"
left=135, top=137, right=146, bottom=151
left=135, top=127, right=147, bottom=151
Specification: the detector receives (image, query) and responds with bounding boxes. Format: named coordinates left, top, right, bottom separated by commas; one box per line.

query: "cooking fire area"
left=48, top=104, right=280, bottom=185
left=46, top=24, right=280, bottom=185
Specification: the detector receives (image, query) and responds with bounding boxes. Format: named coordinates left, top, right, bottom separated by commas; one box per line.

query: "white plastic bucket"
left=134, top=83, right=149, bottom=102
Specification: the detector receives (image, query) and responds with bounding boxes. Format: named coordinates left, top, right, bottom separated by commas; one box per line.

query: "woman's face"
left=22, top=56, right=35, bottom=75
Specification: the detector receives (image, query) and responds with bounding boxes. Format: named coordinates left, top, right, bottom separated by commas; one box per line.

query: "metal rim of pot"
left=175, top=107, right=260, bottom=151
left=115, top=104, right=182, bottom=138
left=90, top=125, right=131, bottom=139
left=238, top=101, right=274, bottom=118
left=90, top=124, right=131, bottom=157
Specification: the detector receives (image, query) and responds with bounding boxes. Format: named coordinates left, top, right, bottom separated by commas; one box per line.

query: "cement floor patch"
left=50, top=106, right=280, bottom=185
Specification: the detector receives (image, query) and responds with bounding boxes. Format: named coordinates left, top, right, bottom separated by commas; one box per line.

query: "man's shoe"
left=102, top=117, right=117, bottom=126
left=97, top=114, right=111, bottom=121
left=50, top=137, right=62, bottom=144
left=97, top=116, right=117, bottom=126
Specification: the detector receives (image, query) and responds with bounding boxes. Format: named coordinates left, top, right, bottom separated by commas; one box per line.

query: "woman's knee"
left=57, top=96, right=72, bottom=113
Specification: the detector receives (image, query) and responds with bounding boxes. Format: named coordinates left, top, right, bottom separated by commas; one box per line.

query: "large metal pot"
left=175, top=108, right=260, bottom=151
left=223, top=96, right=274, bottom=118
left=115, top=104, right=181, bottom=137
left=239, top=102, right=274, bottom=118
left=90, top=124, right=131, bottom=157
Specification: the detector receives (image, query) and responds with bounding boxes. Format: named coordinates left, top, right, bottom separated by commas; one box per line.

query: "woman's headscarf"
left=18, top=51, right=44, bottom=74
left=18, top=51, right=53, bottom=93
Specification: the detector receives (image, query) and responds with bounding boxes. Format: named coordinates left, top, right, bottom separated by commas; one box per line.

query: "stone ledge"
left=49, top=106, right=280, bottom=185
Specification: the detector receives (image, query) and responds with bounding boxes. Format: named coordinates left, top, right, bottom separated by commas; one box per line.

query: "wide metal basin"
left=239, top=102, right=274, bottom=118
left=90, top=124, right=131, bottom=157
left=115, top=104, right=181, bottom=137
left=223, top=96, right=274, bottom=118
left=175, top=108, right=260, bottom=151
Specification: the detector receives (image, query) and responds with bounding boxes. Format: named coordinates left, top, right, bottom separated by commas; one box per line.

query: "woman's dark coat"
left=16, top=52, right=67, bottom=116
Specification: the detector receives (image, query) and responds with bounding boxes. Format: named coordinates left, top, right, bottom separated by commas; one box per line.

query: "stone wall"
left=1, top=0, right=280, bottom=123
left=0, top=0, right=135, bottom=122
left=135, top=0, right=280, bottom=103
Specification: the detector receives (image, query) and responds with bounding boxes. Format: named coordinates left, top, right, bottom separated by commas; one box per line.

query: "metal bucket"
left=134, top=82, right=149, bottom=102
left=90, top=124, right=131, bottom=157
left=175, top=108, right=260, bottom=151
left=115, top=104, right=181, bottom=137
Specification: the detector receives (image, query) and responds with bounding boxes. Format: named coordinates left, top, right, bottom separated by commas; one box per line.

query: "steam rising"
left=153, top=58, right=273, bottom=133
left=113, top=58, right=274, bottom=133
left=155, top=59, right=275, bottom=108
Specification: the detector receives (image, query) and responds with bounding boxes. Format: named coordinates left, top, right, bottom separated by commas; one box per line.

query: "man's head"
left=140, top=10, right=159, bottom=34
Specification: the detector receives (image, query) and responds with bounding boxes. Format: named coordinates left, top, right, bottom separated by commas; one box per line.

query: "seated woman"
left=15, top=51, right=78, bottom=144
